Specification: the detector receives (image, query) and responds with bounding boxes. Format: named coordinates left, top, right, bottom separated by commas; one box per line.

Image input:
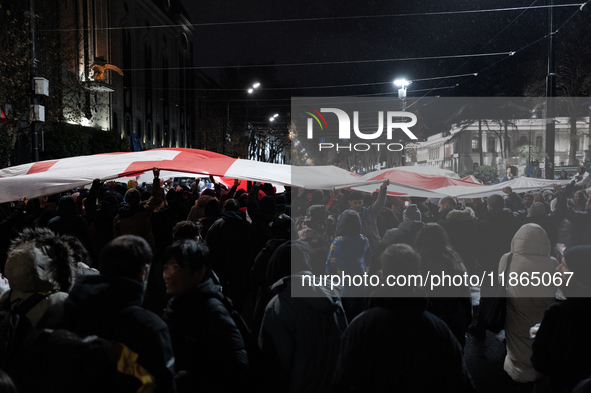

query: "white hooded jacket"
left=498, top=223, right=558, bottom=383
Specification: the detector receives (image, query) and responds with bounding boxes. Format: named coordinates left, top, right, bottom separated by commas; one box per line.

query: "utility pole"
left=30, top=0, right=39, bottom=162
left=545, top=0, right=556, bottom=179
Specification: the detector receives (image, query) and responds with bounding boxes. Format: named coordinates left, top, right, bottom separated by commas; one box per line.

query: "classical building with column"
left=408, top=117, right=590, bottom=176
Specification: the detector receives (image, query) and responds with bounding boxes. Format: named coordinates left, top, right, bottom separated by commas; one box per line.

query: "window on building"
left=112, top=112, right=118, bottom=135
left=536, top=136, right=543, bottom=150
left=164, top=126, right=169, bottom=147
left=472, top=137, right=479, bottom=153
left=156, top=125, right=162, bottom=146
left=125, top=114, right=132, bottom=137
left=487, top=136, right=496, bottom=153
left=147, top=121, right=153, bottom=143
left=171, top=129, right=177, bottom=147
left=137, top=120, right=143, bottom=142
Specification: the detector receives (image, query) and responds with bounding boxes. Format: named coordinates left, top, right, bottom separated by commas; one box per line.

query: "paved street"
left=464, top=330, right=520, bottom=393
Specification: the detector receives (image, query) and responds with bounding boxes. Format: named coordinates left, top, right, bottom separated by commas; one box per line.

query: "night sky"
left=180, top=0, right=587, bottom=97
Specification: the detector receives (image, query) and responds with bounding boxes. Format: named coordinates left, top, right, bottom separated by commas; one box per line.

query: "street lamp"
left=248, top=82, right=261, bottom=94
left=394, top=78, right=411, bottom=165
left=269, top=113, right=278, bottom=122
left=394, top=79, right=411, bottom=101
left=225, top=82, right=260, bottom=155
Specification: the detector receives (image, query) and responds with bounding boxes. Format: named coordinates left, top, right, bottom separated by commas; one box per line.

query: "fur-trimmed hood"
left=446, top=207, right=475, bottom=221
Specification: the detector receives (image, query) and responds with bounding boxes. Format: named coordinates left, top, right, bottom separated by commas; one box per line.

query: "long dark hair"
left=414, top=223, right=461, bottom=273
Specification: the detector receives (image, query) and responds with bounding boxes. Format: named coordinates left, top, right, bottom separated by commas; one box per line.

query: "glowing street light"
left=393, top=79, right=411, bottom=99
left=225, top=81, right=261, bottom=154
left=248, top=82, right=261, bottom=94
left=394, top=78, right=412, bottom=166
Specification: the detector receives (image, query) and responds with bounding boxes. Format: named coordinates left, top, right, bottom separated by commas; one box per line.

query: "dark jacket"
left=47, top=196, right=90, bottom=248
left=250, top=238, right=288, bottom=336
left=520, top=191, right=567, bottom=255
left=163, top=276, right=248, bottom=393
left=0, top=200, right=26, bottom=272
left=113, top=178, right=161, bottom=246
left=476, top=208, right=523, bottom=273
left=420, top=250, right=472, bottom=348
left=206, top=211, right=258, bottom=288
left=42, top=275, right=176, bottom=393
left=532, top=298, right=591, bottom=391
left=247, top=184, right=276, bottom=249
left=377, top=219, right=424, bottom=267
left=566, top=208, right=591, bottom=246
left=439, top=207, right=478, bottom=274
left=332, top=294, right=475, bottom=393
left=259, top=273, right=347, bottom=393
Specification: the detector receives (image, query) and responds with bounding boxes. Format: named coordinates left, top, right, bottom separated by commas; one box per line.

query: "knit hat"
left=124, top=188, right=141, bottom=205
left=528, top=202, right=546, bottom=217
left=403, top=204, right=422, bottom=222
left=486, top=194, right=505, bottom=210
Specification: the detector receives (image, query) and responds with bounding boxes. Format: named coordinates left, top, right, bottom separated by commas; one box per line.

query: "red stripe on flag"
left=117, top=149, right=237, bottom=178
left=26, top=161, right=58, bottom=174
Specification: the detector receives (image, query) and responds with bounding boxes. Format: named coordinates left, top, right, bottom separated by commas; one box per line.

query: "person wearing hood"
left=113, top=167, right=162, bottom=247
left=1, top=228, right=75, bottom=330
left=38, top=235, right=175, bottom=393
left=377, top=204, right=425, bottom=266
left=531, top=245, right=591, bottom=392
left=47, top=195, right=90, bottom=250
left=497, top=224, right=558, bottom=391
left=326, top=209, right=371, bottom=320
left=259, top=240, right=347, bottom=393
left=337, top=181, right=389, bottom=267
left=162, top=239, right=248, bottom=393
left=332, top=244, right=475, bottom=393
left=206, top=198, right=258, bottom=311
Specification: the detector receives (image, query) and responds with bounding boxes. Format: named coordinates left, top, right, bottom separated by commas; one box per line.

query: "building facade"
left=59, top=0, right=215, bottom=151
left=409, top=117, right=591, bottom=176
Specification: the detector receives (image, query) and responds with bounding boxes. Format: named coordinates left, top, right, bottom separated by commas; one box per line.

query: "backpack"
left=12, top=328, right=155, bottom=393
left=0, top=290, right=52, bottom=369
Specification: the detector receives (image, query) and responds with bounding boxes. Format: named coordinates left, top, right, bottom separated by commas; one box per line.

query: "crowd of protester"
left=0, top=165, right=590, bottom=392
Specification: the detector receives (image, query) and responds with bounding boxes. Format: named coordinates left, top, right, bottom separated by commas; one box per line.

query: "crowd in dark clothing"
left=0, top=165, right=590, bottom=393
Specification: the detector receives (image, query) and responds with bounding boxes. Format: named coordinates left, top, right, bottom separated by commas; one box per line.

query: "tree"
left=461, top=165, right=498, bottom=184
left=523, top=12, right=591, bottom=166
left=40, top=123, right=91, bottom=160
left=0, top=2, right=32, bottom=165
